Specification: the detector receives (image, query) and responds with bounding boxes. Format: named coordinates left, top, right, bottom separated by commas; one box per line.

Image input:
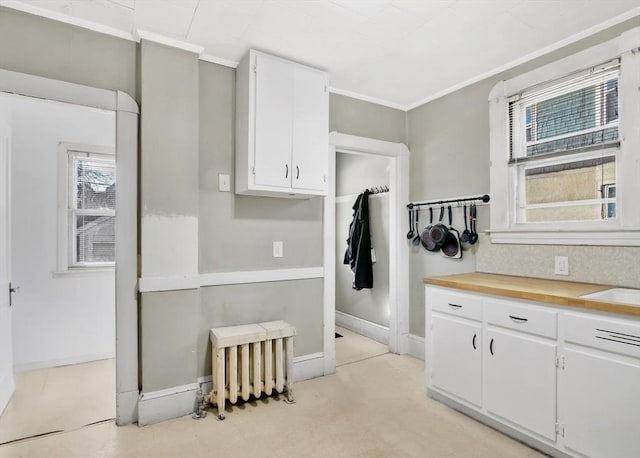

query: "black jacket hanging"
left=343, top=190, right=373, bottom=290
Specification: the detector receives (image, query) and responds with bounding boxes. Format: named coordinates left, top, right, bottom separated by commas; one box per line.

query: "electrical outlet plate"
left=555, top=256, right=569, bottom=275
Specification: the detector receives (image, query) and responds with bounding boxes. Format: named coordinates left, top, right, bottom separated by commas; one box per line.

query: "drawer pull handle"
left=472, top=333, right=477, bottom=350
left=509, top=315, right=528, bottom=323
left=448, top=303, right=463, bottom=309
left=489, top=338, right=494, bottom=355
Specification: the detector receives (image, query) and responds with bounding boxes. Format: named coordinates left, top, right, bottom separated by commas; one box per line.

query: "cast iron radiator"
left=209, top=320, right=296, bottom=420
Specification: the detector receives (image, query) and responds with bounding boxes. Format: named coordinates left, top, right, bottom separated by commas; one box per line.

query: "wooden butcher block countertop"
left=424, top=272, right=640, bottom=317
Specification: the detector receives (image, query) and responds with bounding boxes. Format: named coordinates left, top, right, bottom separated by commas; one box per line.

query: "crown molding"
left=135, top=30, right=204, bottom=55
left=198, top=53, right=239, bottom=69
left=328, top=86, right=406, bottom=111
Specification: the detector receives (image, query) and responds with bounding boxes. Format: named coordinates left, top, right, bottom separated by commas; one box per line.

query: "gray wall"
left=407, top=17, right=640, bottom=337
left=336, top=153, right=391, bottom=327
left=330, top=93, right=407, bottom=143
left=139, top=41, right=201, bottom=391
left=0, top=7, right=138, bottom=102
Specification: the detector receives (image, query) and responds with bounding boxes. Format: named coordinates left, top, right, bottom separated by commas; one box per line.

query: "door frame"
left=323, top=132, right=410, bottom=373
left=0, top=68, right=139, bottom=425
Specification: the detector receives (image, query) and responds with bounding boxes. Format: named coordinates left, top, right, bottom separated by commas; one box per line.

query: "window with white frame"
left=489, top=28, right=640, bottom=245
left=509, top=61, right=619, bottom=224
left=58, top=144, right=116, bottom=270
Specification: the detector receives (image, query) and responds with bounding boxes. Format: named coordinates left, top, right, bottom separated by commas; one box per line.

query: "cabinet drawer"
left=565, top=312, right=640, bottom=359
left=485, top=300, right=557, bottom=339
left=430, top=289, right=482, bottom=321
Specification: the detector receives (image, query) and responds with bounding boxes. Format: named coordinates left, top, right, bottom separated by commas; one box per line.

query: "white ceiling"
left=7, top=0, right=640, bottom=109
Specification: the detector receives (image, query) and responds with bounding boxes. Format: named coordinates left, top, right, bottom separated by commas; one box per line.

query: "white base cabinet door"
left=431, top=314, right=482, bottom=407
left=562, top=348, right=640, bottom=458
left=484, top=328, right=557, bottom=441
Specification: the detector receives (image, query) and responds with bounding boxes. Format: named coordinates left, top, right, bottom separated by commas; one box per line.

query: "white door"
left=563, top=348, right=640, bottom=458
left=431, top=314, right=482, bottom=406
left=484, top=328, right=557, bottom=441
left=253, top=53, right=293, bottom=188
left=0, top=117, right=14, bottom=415
left=292, top=65, right=328, bottom=192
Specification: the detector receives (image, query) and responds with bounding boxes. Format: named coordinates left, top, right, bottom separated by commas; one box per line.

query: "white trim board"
left=335, top=311, right=389, bottom=346
left=139, top=267, right=325, bottom=293
left=138, top=383, right=200, bottom=426
left=407, top=334, right=425, bottom=361
left=14, top=352, right=115, bottom=373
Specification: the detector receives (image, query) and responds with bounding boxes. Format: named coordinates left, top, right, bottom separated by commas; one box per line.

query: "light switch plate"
left=218, top=174, right=230, bottom=192
left=273, top=241, right=283, bottom=258
left=555, top=256, right=569, bottom=275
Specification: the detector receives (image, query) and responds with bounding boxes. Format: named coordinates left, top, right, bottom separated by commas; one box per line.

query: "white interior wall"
left=3, top=93, right=116, bottom=370
left=335, top=153, right=391, bottom=327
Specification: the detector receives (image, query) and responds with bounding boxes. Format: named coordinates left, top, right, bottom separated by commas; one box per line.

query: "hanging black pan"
left=420, top=207, right=439, bottom=252
left=427, top=206, right=449, bottom=248
left=441, top=205, right=462, bottom=259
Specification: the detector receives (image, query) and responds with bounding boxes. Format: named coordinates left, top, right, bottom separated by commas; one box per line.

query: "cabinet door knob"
left=285, top=164, right=289, bottom=179
left=296, top=165, right=300, bottom=179
left=472, top=333, right=477, bottom=350
left=489, top=338, right=494, bottom=355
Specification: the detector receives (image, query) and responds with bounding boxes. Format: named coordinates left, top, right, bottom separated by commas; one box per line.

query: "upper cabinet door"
left=292, top=66, right=328, bottom=192
left=253, top=54, right=294, bottom=188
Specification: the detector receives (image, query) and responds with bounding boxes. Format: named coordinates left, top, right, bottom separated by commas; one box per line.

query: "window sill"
left=52, top=267, right=115, bottom=278
left=488, top=229, right=640, bottom=246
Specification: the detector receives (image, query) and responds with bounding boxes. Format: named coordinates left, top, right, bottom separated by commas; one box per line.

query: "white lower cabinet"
left=426, top=285, right=640, bottom=458
left=484, top=328, right=557, bottom=440
left=431, top=314, right=482, bottom=406
left=562, top=348, right=640, bottom=458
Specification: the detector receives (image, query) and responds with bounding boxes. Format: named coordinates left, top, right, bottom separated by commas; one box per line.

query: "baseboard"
left=14, top=352, right=115, bottom=373
left=335, top=311, right=389, bottom=345
left=142, top=352, right=327, bottom=426
left=407, top=334, right=425, bottom=360
left=293, top=352, right=325, bottom=381
left=138, top=383, right=199, bottom=426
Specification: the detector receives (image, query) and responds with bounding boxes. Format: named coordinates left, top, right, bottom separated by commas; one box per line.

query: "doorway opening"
left=0, top=92, right=117, bottom=445
left=323, top=133, right=410, bottom=373
left=0, top=68, right=138, bottom=433
left=335, top=152, right=392, bottom=366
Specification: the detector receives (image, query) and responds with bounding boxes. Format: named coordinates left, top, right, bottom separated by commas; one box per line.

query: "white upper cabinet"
left=236, top=50, right=328, bottom=198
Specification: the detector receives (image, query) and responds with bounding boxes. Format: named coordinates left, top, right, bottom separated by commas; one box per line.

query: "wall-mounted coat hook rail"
left=406, top=194, right=490, bottom=210
left=365, top=185, right=390, bottom=194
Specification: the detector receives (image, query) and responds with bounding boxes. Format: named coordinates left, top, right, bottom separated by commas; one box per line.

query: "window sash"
left=67, top=151, right=116, bottom=268
left=510, top=67, right=620, bottom=161
left=512, top=147, right=619, bottom=225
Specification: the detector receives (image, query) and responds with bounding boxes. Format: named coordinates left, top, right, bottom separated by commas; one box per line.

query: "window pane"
left=76, top=158, right=115, bottom=210
left=517, top=75, right=620, bottom=158
left=522, top=155, right=616, bottom=222
left=75, top=215, right=115, bottom=263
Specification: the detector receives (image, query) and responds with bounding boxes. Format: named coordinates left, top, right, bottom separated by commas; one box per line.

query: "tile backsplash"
left=476, top=234, right=640, bottom=288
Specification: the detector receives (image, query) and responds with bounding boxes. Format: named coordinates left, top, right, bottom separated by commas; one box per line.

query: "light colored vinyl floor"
left=335, top=325, right=389, bottom=366
left=0, top=358, right=115, bottom=445
left=0, top=334, right=543, bottom=458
